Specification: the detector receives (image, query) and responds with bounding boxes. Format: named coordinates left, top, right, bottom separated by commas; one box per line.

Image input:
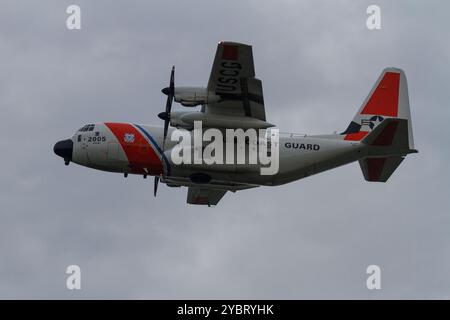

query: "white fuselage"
left=58, top=122, right=367, bottom=187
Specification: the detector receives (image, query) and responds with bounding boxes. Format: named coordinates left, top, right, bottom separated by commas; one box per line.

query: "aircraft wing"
left=187, top=187, right=227, bottom=206
left=205, top=41, right=267, bottom=123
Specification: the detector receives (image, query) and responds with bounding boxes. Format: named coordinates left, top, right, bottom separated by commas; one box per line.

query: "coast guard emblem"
left=123, top=133, right=135, bottom=143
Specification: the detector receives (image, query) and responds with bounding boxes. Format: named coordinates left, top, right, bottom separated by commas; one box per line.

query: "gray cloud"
left=0, top=0, right=449, bottom=299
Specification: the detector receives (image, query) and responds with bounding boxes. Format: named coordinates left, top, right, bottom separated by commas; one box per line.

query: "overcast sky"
left=0, top=0, right=449, bottom=299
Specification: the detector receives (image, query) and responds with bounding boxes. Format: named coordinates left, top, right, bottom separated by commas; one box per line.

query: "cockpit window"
left=78, top=124, right=95, bottom=132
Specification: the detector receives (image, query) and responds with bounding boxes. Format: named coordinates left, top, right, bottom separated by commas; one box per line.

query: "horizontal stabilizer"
left=359, top=118, right=417, bottom=182
left=361, top=118, right=417, bottom=155
left=359, top=156, right=404, bottom=182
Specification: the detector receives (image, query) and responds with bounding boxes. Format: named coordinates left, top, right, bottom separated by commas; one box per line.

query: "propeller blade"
left=169, top=66, right=175, bottom=92
left=163, top=119, right=169, bottom=142
left=154, top=176, right=159, bottom=197
left=164, top=66, right=175, bottom=115
left=165, top=93, right=172, bottom=116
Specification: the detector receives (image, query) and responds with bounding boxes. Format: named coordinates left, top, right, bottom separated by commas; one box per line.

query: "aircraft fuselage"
left=54, top=122, right=367, bottom=187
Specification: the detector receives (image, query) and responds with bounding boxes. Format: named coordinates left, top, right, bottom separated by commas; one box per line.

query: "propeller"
left=158, top=66, right=175, bottom=152
left=154, top=66, right=175, bottom=197
left=154, top=176, right=159, bottom=197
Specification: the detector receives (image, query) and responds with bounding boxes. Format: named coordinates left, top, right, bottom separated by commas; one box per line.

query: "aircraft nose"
left=53, top=139, right=73, bottom=164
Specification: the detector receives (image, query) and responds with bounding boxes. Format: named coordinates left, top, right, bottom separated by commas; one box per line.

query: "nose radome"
left=53, top=139, right=73, bottom=165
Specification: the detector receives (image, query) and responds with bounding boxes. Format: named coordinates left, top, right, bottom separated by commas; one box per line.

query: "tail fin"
left=342, top=68, right=414, bottom=150
left=341, top=68, right=417, bottom=182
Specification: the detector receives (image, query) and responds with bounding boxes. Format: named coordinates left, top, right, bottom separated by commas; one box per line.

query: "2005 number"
left=88, top=136, right=106, bottom=142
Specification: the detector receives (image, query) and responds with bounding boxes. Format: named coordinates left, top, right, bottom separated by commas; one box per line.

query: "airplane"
left=54, top=41, right=418, bottom=206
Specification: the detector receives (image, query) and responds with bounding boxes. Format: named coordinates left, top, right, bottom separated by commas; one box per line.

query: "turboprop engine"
left=162, top=86, right=221, bottom=107
left=169, top=110, right=275, bottom=130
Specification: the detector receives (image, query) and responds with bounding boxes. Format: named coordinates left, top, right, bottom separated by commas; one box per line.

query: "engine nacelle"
left=169, top=111, right=196, bottom=129
left=169, top=111, right=275, bottom=130
left=173, top=87, right=221, bottom=107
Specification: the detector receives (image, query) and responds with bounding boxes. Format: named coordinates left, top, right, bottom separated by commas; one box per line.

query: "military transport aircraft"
left=54, top=41, right=417, bottom=206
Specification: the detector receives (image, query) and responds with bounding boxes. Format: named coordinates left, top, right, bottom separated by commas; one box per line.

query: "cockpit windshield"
left=78, top=124, right=95, bottom=132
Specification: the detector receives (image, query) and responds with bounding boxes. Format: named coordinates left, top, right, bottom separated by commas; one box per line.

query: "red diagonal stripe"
left=361, top=72, right=400, bottom=117
left=105, top=123, right=163, bottom=175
